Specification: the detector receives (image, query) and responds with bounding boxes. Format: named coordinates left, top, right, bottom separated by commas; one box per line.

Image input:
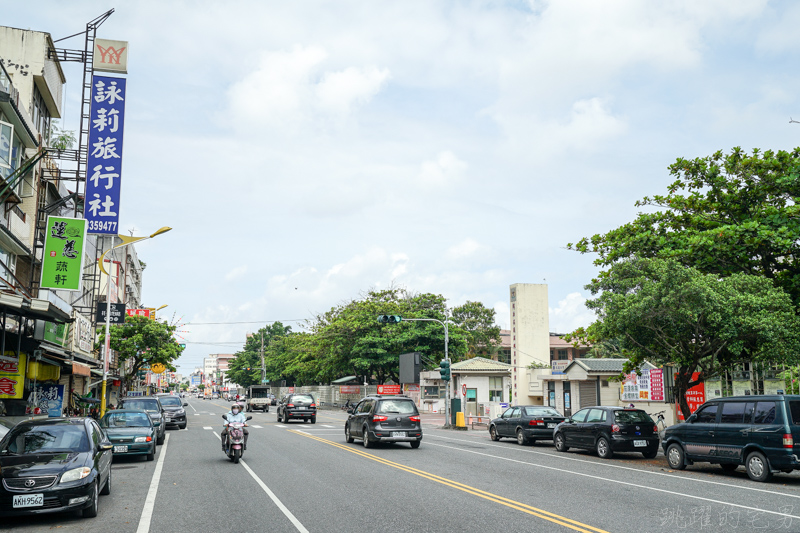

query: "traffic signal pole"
left=383, top=316, right=450, bottom=428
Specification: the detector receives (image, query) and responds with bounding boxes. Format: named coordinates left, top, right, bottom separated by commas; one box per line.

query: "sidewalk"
left=420, top=412, right=489, bottom=430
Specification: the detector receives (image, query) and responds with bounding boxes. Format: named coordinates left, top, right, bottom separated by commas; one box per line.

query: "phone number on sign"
left=88, top=220, right=117, bottom=233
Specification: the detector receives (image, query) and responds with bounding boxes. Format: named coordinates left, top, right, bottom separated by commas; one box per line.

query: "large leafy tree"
left=98, top=315, right=184, bottom=390
left=581, top=258, right=800, bottom=418
left=570, top=147, right=800, bottom=304
left=226, top=322, right=292, bottom=388
left=450, top=300, right=501, bottom=357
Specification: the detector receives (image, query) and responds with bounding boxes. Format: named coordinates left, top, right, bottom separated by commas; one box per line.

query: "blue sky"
left=5, top=1, right=800, bottom=374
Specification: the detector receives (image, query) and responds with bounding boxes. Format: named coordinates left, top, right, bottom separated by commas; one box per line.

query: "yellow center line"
left=289, top=430, right=610, bottom=533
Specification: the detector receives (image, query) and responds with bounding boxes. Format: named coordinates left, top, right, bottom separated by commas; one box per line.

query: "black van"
left=662, top=395, right=800, bottom=482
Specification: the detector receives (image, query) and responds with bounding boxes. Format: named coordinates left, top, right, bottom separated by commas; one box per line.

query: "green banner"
left=40, top=216, right=87, bottom=291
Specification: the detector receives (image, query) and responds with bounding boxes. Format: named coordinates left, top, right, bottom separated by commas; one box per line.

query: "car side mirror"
left=183, top=403, right=188, bottom=407
left=246, top=416, right=253, bottom=421
left=99, top=443, right=113, bottom=451
left=222, top=414, right=228, bottom=420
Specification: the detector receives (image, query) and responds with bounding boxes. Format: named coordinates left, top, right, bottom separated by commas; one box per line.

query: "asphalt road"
left=6, top=397, right=800, bottom=532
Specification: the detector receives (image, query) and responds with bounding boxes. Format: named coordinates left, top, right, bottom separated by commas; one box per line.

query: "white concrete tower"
left=509, top=283, right=550, bottom=405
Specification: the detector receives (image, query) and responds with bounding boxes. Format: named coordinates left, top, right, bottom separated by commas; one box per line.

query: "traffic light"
left=377, top=315, right=402, bottom=324
left=439, top=359, right=451, bottom=381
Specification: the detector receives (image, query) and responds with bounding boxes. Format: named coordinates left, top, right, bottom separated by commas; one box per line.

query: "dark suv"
left=155, top=393, right=188, bottom=430
left=663, top=395, right=800, bottom=482
left=119, top=396, right=166, bottom=444
left=345, top=396, right=422, bottom=449
left=277, top=394, right=317, bottom=424
left=553, top=406, right=659, bottom=459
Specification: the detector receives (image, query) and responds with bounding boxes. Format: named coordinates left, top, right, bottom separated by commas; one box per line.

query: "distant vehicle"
left=489, top=405, right=566, bottom=445
left=246, top=385, right=272, bottom=412
left=155, top=393, right=189, bottom=430
left=663, top=395, right=800, bottom=482
left=99, top=409, right=156, bottom=461
left=553, top=406, right=659, bottom=459
left=0, top=417, right=112, bottom=517
left=211, top=393, right=219, bottom=400
left=119, top=396, right=166, bottom=445
left=277, top=393, right=316, bottom=424
left=345, top=395, right=421, bottom=448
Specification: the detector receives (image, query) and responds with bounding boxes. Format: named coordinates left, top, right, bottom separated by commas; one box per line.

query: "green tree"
left=180, top=383, right=189, bottom=391
left=569, top=147, right=800, bottom=304
left=450, top=300, right=501, bottom=357
left=226, top=322, right=293, bottom=388
left=582, top=258, right=800, bottom=418
left=97, top=315, right=184, bottom=391
left=198, top=384, right=205, bottom=391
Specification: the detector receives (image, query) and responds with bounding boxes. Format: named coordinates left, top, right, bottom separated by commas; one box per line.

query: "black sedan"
left=489, top=406, right=566, bottom=445
left=554, top=406, right=659, bottom=459
left=99, top=410, right=156, bottom=461
left=0, top=418, right=112, bottom=517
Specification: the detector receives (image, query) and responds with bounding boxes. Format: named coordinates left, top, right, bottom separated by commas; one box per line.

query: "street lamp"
left=99, top=227, right=172, bottom=418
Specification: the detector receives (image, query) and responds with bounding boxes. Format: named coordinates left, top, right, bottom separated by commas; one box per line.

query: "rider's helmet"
left=231, top=402, right=243, bottom=413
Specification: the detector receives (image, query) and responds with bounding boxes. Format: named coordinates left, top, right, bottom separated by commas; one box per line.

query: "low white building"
left=450, top=357, right=512, bottom=418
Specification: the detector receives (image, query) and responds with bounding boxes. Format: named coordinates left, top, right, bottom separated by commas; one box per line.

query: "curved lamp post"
left=99, top=227, right=172, bottom=417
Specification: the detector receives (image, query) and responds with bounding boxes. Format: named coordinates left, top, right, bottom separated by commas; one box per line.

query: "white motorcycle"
left=221, top=414, right=251, bottom=463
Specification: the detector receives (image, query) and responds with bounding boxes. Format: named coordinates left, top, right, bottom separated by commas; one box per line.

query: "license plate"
left=391, top=431, right=406, bottom=438
left=297, top=407, right=306, bottom=410
left=634, top=440, right=647, bottom=447
left=13, top=493, right=43, bottom=508
left=114, top=445, right=128, bottom=453
left=547, top=423, right=556, bottom=428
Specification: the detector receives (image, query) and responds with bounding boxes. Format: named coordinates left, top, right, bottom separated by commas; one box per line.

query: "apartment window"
left=558, top=349, right=569, bottom=360
left=0, top=120, right=12, bottom=171
left=489, top=376, right=503, bottom=402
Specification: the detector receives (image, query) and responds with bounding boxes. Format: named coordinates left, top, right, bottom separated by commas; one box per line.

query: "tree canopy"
left=579, top=258, right=800, bottom=417
left=98, top=315, right=184, bottom=390
left=225, top=322, right=292, bottom=388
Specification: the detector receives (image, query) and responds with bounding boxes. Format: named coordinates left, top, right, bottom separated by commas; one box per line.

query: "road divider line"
left=212, top=431, right=308, bottom=533
left=188, top=402, right=197, bottom=413
left=136, top=433, right=170, bottom=533
left=289, top=430, right=606, bottom=533
left=427, top=439, right=800, bottom=522
left=203, top=426, right=212, bottom=430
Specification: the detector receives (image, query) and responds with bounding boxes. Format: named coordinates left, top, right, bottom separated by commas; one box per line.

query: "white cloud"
left=225, top=265, right=248, bottom=282
left=316, top=66, right=391, bottom=115
left=445, top=238, right=485, bottom=260
left=549, top=293, right=596, bottom=334
left=418, top=151, right=468, bottom=187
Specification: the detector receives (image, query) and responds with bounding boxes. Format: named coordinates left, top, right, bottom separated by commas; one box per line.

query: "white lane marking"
left=430, top=432, right=800, bottom=501
left=251, top=425, right=263, bottom=428
left=136, top=433, right=170, bottom=533
left=203, top=427, right=212, bottom=430
left=426, top=440, right=800, bottom=521
left=321, top=425, right=334, bottom=428
left=193, top=414, right=200, bottom=416
left=212, top=432, right=308, bottom=533
left=275, top=424, right=287, bottom=428
left=188, top=402, right=197, bottom=413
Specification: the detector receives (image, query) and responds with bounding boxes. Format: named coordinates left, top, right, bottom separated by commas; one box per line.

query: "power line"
left=184, top=319, right=306, bottom=325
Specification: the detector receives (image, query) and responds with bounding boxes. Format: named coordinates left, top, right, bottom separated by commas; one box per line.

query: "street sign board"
left=96, top=302, right=126, bottom=324
left=40, top=217, right=87, bottom=291
left=85, top=75, right=127, bottom=234
left=93, top=39, right=129, bottom=74
left=376, top=384, right=402, bottom=395
left=126, top=308, right=152, bottom=318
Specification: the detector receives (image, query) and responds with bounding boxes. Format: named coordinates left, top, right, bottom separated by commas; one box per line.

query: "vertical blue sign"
left=85, top=75, right=126, bottom=234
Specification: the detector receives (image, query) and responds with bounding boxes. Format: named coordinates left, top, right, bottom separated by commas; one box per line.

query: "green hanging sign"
left=40, top=216, right=87, bottom=291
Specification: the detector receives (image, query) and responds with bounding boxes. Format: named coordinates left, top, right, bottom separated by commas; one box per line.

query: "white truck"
left=246, top=385, right=271, bottom=412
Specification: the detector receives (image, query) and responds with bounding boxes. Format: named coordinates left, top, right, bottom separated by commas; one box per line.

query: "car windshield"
left=2, top=425, right=89, bottom=454
left=122, top=400, right=160, bottom=412
left=291, top=395, right=314, bottom=403
left=100, top=412, right=152, bottom=428
left=158, top=397, right=182, bottom=407
left=523, top=407, right=561, bottom=417
left=377, top=400, right=418, bottom=415
left=614, top=410, right=653, bottom=424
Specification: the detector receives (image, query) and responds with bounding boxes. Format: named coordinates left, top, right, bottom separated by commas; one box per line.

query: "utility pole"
left=260, top=331, right=265, bottom=385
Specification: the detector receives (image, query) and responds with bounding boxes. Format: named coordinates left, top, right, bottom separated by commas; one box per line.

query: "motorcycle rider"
left=221, top=402, right=249, bottom=451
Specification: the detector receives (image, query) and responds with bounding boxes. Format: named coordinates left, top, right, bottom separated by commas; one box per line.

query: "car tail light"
left=287, top=404, right=294, bottom=407
left=784, top=434, right=794, bottom=448
left=409, top=416, right=420, bottom=422
left=528, top=419, right=544, bottom=426
left=612, top=424, right=620, bottom=433
left=310, top=403, right=316, bottom=408
left=373, top=415, right=388, bottom=423
left=653, top=425, right=658, bottom=433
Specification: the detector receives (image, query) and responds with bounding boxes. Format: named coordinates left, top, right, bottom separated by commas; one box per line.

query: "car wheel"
left=410, top=441, right=421, bottom=449
left=179, top=422, right=187, bottom=430
left=265, top=406, right=269, bottom=413
left=362, top=426, right=372, bottom=448
left=82, top=482, right=99, bottom=518
left=596, top=437, right=613, bottom=459
left=554, top=432, right=568, bottom=452
left=516, top=429, right=530, bottom=446
left=642, top=449, right=658, bottom=459
left=489, top=425, right=500, bottom=441
left=666, top=443, right=686, bottom=470
left=745, top=451, right=772, bottom=482
left=310, top=416, right=316, bottom=424
left=720, top=463, right=738, bottom=472
left=345, top=424, right=354, bottom=443
left=100, top=468, right=111, bottom=495
left=157, top=432, right=165, bottom=445
left=146, top=447, right=155, bottom=461
left=284, top=412, right=290, bottom=424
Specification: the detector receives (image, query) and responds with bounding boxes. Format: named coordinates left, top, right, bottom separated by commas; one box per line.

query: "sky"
left=5, top=1, right=800, bottom=374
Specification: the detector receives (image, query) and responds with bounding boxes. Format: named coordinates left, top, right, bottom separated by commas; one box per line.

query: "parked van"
left=662, top=395, right=800, bottom=482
